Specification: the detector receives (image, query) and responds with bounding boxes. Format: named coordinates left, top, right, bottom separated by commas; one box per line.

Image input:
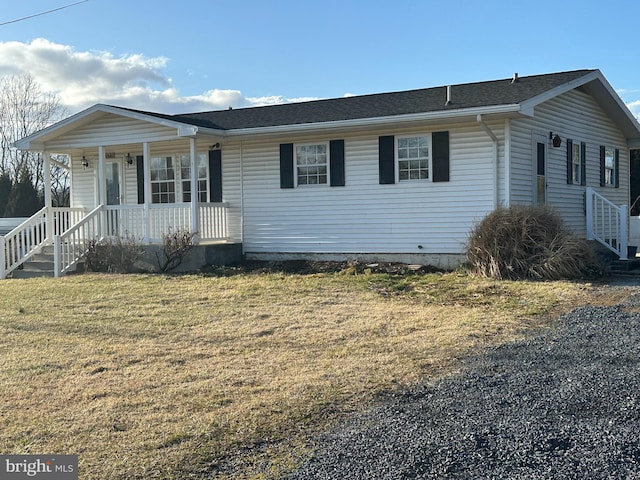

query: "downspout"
left=239, top=141, right=245, bottom=252
left=477, top=114, right=499, bottom=209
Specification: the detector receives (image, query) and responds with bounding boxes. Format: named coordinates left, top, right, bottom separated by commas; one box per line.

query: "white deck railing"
left=0, top=207, right=86, bottom=279
left=2, top=203, right=230, bottom=278
left=586, top=187, right=628, bottom=260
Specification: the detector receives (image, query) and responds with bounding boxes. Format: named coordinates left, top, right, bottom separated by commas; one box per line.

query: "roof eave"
left=14, top=104, right=227, bottom=151
left=224, top=104, right=524, bottom=137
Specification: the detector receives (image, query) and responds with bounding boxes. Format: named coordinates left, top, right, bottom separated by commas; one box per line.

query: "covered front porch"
left=4, top=105, right=240, bottom=278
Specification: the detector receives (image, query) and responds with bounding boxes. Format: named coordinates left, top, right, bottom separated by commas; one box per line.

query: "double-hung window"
left=397, top=135, right=429, bottom=181
left=150, top=156, right=176, bottom=203
left=150, top=153, right=208, bottom=203
left=296, top=143, right=328, bottom=185
left=604, top=147, right=616, bottom=186
left=180, top=154, right=209, bottom=202
left=572, top=142, right=582, bottom=184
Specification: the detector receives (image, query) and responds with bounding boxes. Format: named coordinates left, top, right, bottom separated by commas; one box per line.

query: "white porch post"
left=43, top=151, right=53, bottom=242
left=98, top=146, right=106, bottom=238
left=143, top=142, right=151, bottom=244
left=189, top=138, right=200, bottom=244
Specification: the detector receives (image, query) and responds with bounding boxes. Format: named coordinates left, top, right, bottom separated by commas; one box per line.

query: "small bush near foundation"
left=155, top=228, right=196, bottom=272
left=467, top=205, right=605, bottom=280
left=83, top=236, right=144, bottom=273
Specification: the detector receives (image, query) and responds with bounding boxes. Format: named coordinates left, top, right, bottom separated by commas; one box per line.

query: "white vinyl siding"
left=241, top=122, right=496, bottom=256
left=510, top=88, right=628, bottom=236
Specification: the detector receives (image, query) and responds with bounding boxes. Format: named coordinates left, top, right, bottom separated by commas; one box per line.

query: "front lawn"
left=0, top=270, right=617, bottom=479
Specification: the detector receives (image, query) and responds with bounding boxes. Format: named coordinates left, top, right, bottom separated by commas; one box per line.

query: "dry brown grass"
left=0, top=271, right=622, bottom=479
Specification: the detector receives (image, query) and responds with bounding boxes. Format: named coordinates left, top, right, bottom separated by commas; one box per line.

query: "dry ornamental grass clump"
left=467, top=205, right=605, bottom=280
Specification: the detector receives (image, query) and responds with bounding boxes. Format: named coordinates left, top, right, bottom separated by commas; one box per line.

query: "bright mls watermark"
left=1, top=455, right=77, bottom=479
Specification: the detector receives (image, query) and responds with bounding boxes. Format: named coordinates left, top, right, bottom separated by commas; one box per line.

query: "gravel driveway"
left=288, top=281, right=640, bottom=479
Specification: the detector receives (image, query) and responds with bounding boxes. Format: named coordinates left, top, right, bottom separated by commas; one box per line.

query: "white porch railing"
left=104, top=202, right=230, bottom=242
left=53, top=202, right=229, bottom=277
left=586, top=187, right=628, bottom=260
left=54, top=205, right=103, bottom=277
left=2, top=203, right=230, bottom=278
left=0, top=207, right=86, bottom=279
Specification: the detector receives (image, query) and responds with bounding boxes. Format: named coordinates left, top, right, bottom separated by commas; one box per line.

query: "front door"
left=533, top=134, right=547, bottom=206
left=106, top=160, right=123, bottom=206
left=105, top=160, right=123, bottom=235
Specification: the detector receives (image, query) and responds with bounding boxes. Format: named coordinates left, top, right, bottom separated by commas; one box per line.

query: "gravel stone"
left=288, top=294, right=640, bottom=479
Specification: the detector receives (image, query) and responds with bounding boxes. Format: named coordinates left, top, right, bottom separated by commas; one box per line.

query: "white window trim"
left=395, top=133, right=432, bottom=183
left=294, top=142, right=330, bottom=187
left=604, top=147, right=616, bottom=187
left=150, top=153, right=209, bottom=204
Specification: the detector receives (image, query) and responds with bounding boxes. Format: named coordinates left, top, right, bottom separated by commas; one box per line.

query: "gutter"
left=225, top=104, right=523, bottom=138
left=477, top=114, right=499, bottom=209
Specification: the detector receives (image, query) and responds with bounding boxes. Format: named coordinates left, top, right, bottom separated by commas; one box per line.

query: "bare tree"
left=0, top=73, right=67, bottom=194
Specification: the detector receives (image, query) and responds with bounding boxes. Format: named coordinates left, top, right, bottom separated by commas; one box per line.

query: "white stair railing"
left=586, top=187, right=628, bottom=260
left=53, top=205, right=104, bottom=277
left=1, top=207, right=48, bottom=279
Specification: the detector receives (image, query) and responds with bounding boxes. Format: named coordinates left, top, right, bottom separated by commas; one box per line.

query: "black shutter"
left=209, top=149, right=222, bottom=202
left=566, top=139, right=573, bottom=184
left=580, top=142, right=587, bottom=186
left=378, top=135, right=395, bottom=184
left=615, top=148, right=620, bottom=188
left=432, top=131, right=450, bottom=182
left=280, top=143, right=294, bottom=189
left=329, top=139, right=345, bottom=187
left=136, top=155, right=145, bottom=204
left=600, top=146, right=606, bottom=187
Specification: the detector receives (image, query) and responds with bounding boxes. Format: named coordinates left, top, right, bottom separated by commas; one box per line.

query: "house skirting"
left=244, top=252, right=466, bottom=271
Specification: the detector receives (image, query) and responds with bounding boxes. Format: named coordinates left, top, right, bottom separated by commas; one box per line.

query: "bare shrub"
left=467, top=205, right=605, bottom=280
left=83, top=235, right=143, bottom=273
left=155, top=228, right=196, bottom=272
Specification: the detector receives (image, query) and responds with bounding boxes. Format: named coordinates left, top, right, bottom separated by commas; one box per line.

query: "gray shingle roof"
left=125, top=70, right=596, bottom=131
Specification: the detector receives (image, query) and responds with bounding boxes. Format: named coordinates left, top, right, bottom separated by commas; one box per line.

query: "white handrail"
left=1, top=207, right=48, bottom=279
left=586, top=187, right=628, bottom=260
left=54, top=205, right=104, bottom=277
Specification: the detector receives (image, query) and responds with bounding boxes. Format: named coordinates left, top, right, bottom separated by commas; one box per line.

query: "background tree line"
left=0, top=73, right=68, bottom=217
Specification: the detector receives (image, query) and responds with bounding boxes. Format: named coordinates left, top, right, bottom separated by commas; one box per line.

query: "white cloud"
left=0, top=39, right=318, bottom=115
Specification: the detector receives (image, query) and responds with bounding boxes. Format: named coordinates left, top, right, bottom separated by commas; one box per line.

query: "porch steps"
left=10, top=246, right=56, bottom=279
left=590, top=241, right=640, bottom=275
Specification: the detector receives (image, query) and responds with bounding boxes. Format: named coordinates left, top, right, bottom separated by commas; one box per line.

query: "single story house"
left=4, top=69, right=640, bottom=278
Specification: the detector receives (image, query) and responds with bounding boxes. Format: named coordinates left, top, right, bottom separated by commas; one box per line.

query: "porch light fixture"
left=549, top=132, right=562, bottom=148
left=210, top=143, right=220, bottom=150
left=81, top=155, right=89, bottom=168
left=126, top=153, right=133, bottom=165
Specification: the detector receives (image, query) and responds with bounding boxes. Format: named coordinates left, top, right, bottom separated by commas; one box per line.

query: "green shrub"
left=467, top=205, right=604, bottom=280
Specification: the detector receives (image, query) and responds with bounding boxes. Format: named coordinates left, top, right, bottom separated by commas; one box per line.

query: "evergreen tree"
left=4, top=172, right=42, bottom=217
left=0, top=173, right=11, bottom=217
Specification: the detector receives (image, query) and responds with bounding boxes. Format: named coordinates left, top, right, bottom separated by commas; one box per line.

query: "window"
left=150, top=156, right=176, bottom=203
left=572, top=142, right=582, bottom=184
left=180, top=154, right=208, bottom=202
left=397, top=136, right=429, bottom=181
left=150, top=154, right=209, bottom=203
left=604, top=147, right=616, bottom=186
left=296, top=143, right=328, bottom=185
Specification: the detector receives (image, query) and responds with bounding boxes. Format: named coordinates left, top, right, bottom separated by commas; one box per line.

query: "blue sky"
left=0, top=0, right=639, bottom=118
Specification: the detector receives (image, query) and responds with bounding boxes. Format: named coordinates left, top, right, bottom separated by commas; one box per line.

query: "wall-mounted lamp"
left=549, top=132, right=562, bottom=148
left=210, top=142, right=221, bottom=150
left=81, top=155, right=89, bottom=168
left=126, top=153, right=133, bottom=165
